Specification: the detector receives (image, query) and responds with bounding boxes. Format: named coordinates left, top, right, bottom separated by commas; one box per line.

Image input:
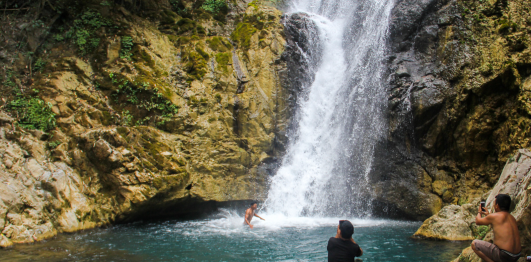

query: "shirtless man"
left=472, top=194, right=521, bottom=262
left=244, top=202, right=265, bottom=229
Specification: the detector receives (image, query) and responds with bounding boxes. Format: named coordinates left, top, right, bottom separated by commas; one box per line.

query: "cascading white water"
left=265, top=0, right=395, bottom=217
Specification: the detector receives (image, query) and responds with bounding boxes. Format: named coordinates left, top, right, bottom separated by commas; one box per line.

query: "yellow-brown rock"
left=0, top=0, right=288, bottom=245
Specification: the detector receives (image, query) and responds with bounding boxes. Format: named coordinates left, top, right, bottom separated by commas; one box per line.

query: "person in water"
left=244, top=202, right=265, bottom=229
left=327, top=220, right=363, bottom=262
left=472, top=194, right=521, bottom=262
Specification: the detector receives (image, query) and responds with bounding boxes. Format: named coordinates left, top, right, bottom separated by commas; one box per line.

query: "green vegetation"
left=110, top=74, right=179, bottom=126
left=2, top=69, right=17, bottom=90
left=1, top=70, right=56, bottom=132
left=47, top=141, right=62, bottom=150
left=33, top=58, right=47, bottom=72
left=207, top=36, right=231, bottom=52
left=120, top=110, right=133, bottom=126
left=51, top=10, right=113, bottom=54
left=231, top=23, right=257, bottom=50
left=8, top=97, right=56, bottom=131
left=201, top=0, right=227, bottom=14
left=476, top=225, right=489, bottom=239
left=174, top=18, right=198, bottom=34
left=170, top=0, right=188, bottom=16
left=497, top=19, right=518, bottom=34
left=120, top=36, right=134, bottom=60
left=72, top=11, right=110, bottom=54
left=182, top=49, right=208, bottom=80
left=215, top=52, right=231, bottom=74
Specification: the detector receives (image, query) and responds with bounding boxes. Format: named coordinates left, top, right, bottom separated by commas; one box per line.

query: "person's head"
left=250, top=202, right=258, bottom=210
left=494, top=194, right=511, bottom=212
left=338, top=220, right=354, bottom=239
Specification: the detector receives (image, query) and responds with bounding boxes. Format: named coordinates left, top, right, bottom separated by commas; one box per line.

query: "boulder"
left=413, top=203, right=478, bottom=240
left=0, top=234, right=13, bottom=248
left=92, top=139, right=113, bottom=160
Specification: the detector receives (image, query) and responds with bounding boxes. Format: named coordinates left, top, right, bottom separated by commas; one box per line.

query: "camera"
left=480, top=201, right=486, bottom=212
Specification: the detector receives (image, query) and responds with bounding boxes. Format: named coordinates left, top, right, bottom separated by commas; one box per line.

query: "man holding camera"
left=327, top=220, right=363, bottom=261
left=472, top=194, right=521, bottom=262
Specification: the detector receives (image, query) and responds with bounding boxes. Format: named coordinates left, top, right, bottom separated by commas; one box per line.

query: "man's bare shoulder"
left=489, top=211, right=515, bottom=223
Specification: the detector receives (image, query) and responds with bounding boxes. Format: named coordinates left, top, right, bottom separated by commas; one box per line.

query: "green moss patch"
left=182, top=49, right=208, bottom=80
left=215, top=52, right=231, bottom=74
left=174, top=18, right=196, bottom=34
left=230, top=23, right=257, bottom=50
left=207, top=36, right=232, bottom=52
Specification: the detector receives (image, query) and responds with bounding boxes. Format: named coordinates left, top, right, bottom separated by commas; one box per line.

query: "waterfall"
left=265, top=0, right=395, bottom=217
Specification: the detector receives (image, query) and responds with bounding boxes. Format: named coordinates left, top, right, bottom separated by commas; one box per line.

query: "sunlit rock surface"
left=0, top=0, right=288, bottom=245
left=414, top=203, right=478, bottom=241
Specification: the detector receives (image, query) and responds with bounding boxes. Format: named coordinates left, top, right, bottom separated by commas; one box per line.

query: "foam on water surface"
left=172, top=209, right=398, bottom=236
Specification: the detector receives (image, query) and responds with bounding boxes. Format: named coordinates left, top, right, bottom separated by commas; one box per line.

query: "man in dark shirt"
left=327, top=220, right=363, bottom=262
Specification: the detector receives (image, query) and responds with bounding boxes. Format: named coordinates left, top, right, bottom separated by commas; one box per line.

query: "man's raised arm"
left=350, top=238, right=363, bottom=256
left=254, top=213, right=265, bottom=221
left=476, top=204, right=494, bottom=225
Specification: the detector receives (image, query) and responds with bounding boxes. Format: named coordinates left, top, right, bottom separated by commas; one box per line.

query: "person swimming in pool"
left=244, top=202, right=265, bottom=229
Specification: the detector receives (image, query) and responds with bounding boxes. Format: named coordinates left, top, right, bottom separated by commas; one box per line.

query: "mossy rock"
left=160, top=9, right=179, bottom=25
left=182, top=49, right=208, bottom=80
left=207, top=36, right=232, bottom=52
left=195, top=46, right=210, bottom=60
left=174, top=18, right=196, bottom=34
left=215, top=52, right=231, bottom=74
left=231, top=23, right=257, bottom=50
left=196, top=25, right=207, bottom=36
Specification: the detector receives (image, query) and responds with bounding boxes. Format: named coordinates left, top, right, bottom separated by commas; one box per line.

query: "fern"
left=8, top=97, right=56, bottom=131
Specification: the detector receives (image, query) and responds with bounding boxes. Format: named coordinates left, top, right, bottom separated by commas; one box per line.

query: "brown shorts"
left=473, top=240, right=521, bottom=262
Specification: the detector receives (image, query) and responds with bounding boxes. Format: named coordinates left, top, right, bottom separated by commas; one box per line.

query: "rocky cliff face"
left=0, top=0, right=289, bottom=246
left=371, top=0, right=531, bottom=220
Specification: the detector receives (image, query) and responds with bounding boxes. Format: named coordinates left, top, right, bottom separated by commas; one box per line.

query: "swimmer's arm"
left=254, top=213, right=265, bottom=220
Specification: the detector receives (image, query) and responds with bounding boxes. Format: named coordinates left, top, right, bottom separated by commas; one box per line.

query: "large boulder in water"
left=413, top=203, right=479, bottom=240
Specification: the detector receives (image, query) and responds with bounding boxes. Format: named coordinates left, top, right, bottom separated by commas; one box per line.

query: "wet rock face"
left=277, top=12, right=322, bottom=152
left=370, top=0, right=531, bottom=219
